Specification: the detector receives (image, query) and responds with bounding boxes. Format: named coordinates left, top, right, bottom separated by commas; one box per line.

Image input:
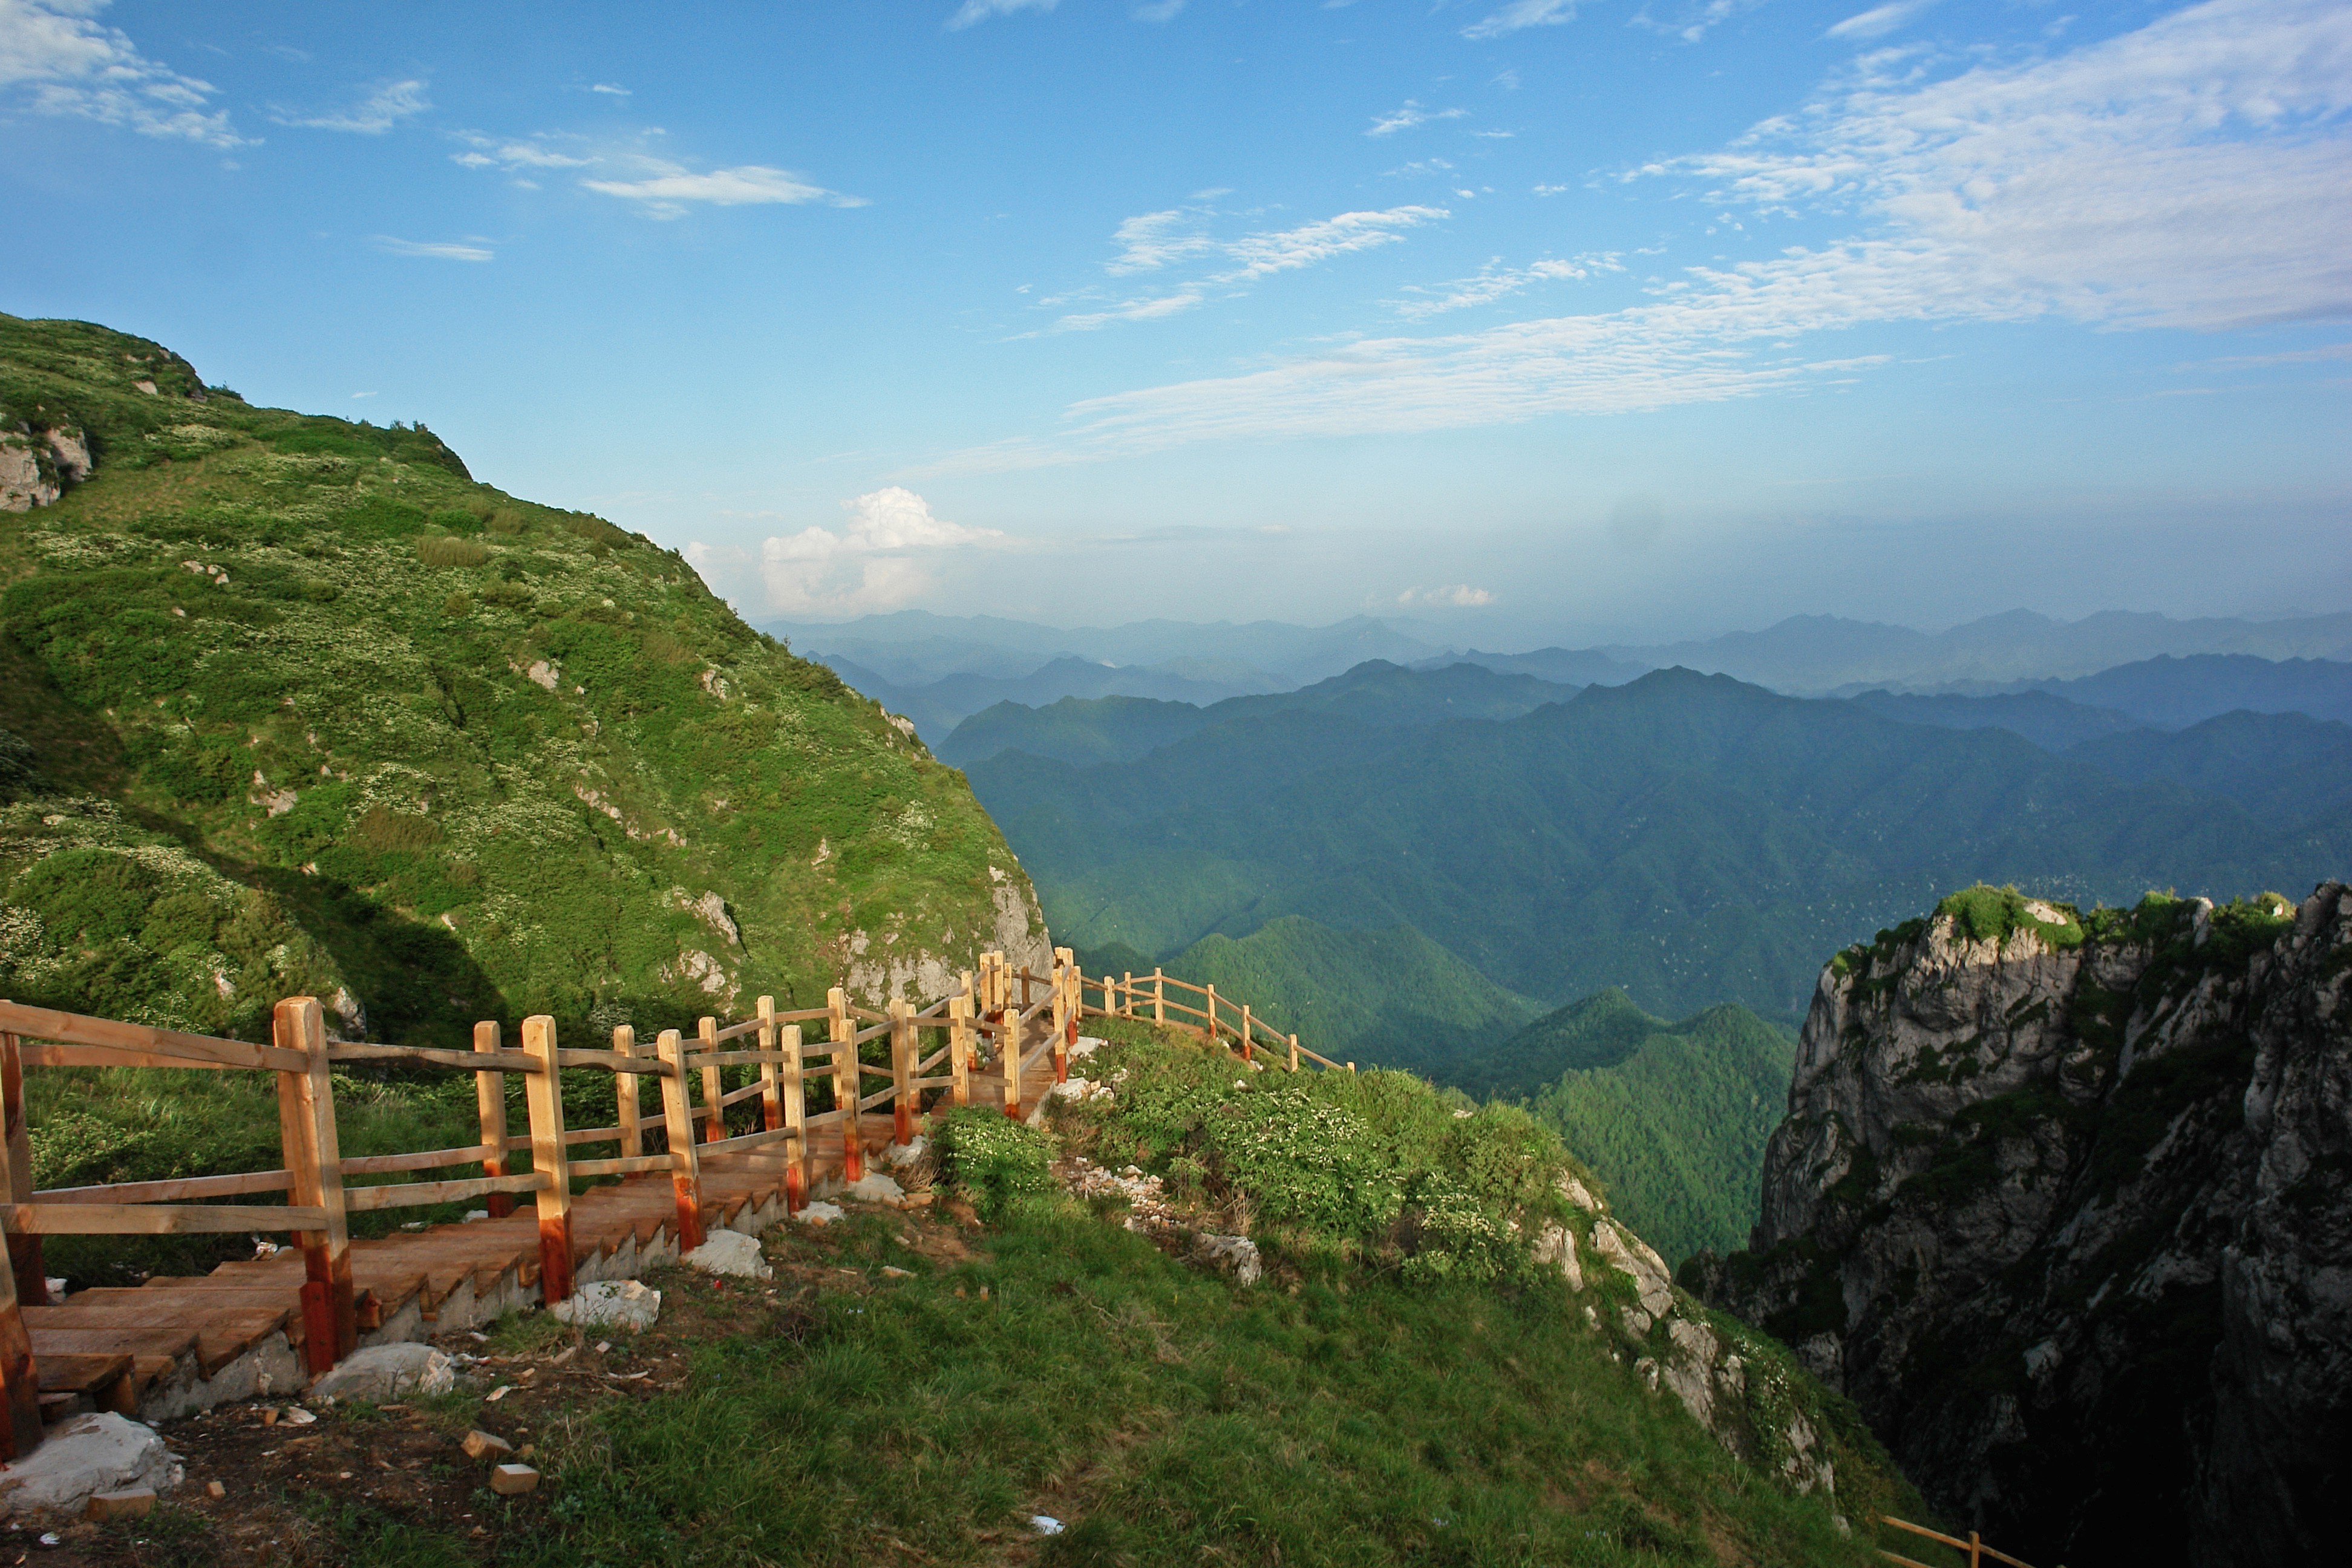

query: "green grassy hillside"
left=0, top=312, right=1045, bottom=1050
left=967, top=665, right=2346, bottom=1022
left=1500, top=993, right=1797, bottom=1267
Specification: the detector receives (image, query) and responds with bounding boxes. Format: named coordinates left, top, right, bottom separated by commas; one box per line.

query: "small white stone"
left=884, top=1136, right=926, bottom=1166
left=682, top=1231, right=773, bottom=1280
left=843, top=1172, right=908, bottom=1207
left=795, top=1200, right=846, bottom=1226
left=550, top=1279, right=661, bottom=1331
left=42, top=1278, right=65, bottom=1304
left=307, top=1344, right=455, bottom=1402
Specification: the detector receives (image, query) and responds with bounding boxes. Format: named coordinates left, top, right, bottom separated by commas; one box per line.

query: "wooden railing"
left=0, top=946, right=1321, bottom=1458
left=1880, top=1515, right=2051, bottom=1568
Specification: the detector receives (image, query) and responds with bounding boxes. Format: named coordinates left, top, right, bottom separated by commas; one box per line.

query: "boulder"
left=550, top=1279, right=660, bottom=1331
left=884, top=1136, right=927, bottom=1166
left=0, top=1413, right=176, bottom=1516
left=1590, top=1218, right=1673, bottom=1318
left=843, top=1172, right=908, bottom=1207
left=1532, top=1223, right=1584, bottom=1290
left=307, top=1343, right=455, bottom=1402
left=1193, top=1232, right=1263, bottom=1286
left=682, top=1230, right=773, bottom=1279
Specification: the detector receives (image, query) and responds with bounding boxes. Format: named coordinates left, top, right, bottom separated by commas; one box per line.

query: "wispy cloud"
left=1635, top=0, right=1769, bottom=44
left=1216, top=207, right=1448, bottom=281
left=450, top=131, right=866, bottom=217
left=1105, top=209, right=1220, bottom=274
left=1825, top=0, right=1936, bottom=40
left=1462, top=0, right=1577, bottom=41
left=1388, top=255, right=1620, bottom=319
left=582, top=162, right=867, bottom=216
left=1398, top=584, right=1497, bottom=607
left=694, top=488, right=1008, bottom=618
left=946, top=0, right=2352, bottom=466
left=1366, top=100, right=1468, bottom=136
left=1133, top=0, right=1186, bottom=18
left=946, top=0, right=1056, bottom=28
left=373, top=236, right=494, bottom=262
left=589, top=82, right=630, bottom=96
left=1053, top=292, right=1204, bottom=332
left=0, top=0, right=246, bottom=148
left=272, top=78, right=430, bottom=134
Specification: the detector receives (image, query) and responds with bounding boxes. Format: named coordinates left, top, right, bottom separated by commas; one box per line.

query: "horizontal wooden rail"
left=697, top=1125, right=796, bottom=1158
left=570, top=1152, right=673, bottom=1179
left=4, top=1202, right=328, bottom=1235
left=0, top=1000, right=307, bottom=1073
left=682, top=1048, right=785, bottom=1071
left=712, top=1018, right=763, bottom=1044
left=34, top=1169, right=292, bottom=1204
left=327, top=1042, right=540, bottom=1073
left=1878, top=1517, right=2036, bottom=1568
left=555, top=1048, right=676, bottom=1076
left=344, top=1171, right=552, bottom=1214
left=718, top=1080, right=768, bottom=1109
left=341, top=1145, right=496, bottom=1177
left=858, top=1085, right=897, bottom=1112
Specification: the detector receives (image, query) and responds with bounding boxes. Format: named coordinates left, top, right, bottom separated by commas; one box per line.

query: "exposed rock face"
left=0, top=423, right=91, bottom=511
left=1688, top=884, right=2351, bottom=1568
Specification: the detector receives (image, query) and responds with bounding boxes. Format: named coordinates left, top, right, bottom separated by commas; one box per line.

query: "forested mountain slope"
left=0, top=313, right=1047, bottom=1048
left=969, top=665, right=2347, bottom=1022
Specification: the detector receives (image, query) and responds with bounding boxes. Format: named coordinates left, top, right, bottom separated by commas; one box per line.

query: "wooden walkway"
left=24, top=1051, right=1065, bottom=1426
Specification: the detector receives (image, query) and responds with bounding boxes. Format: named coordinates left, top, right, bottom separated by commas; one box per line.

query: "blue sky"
left=2, top=0, right=2345, bottom=642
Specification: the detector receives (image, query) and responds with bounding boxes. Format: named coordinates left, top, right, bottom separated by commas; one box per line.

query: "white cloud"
left=1215, top=206, right=1447, bottom=281
left=1825, top=0, right=1935, bottom=40
left=451, top=134, right=593, bottom=171
left=373, top=236, right=493, bottom=262
left=272, top=78, right=430, bottom=134
left=583, top=162, right=866, bottom=215
left=1399, top=584, right=1497, bottom=607
left=0, top=0, right=245, bottom=147
left=743, top=488, right=1006, bottom=618
left=1388, top=255, right=1619, bottom=318
left=947, top=0, right=1056, bottom=28
left=954, top=0, right=2352, bottom=465
left=1635, top=0, right=1769, bottom=44
left=1462, top=0, right=1577, bottom=41
left=589, top=82, right=630, bottom=96
left=1366, top=100, right=1468, bottom=136
left=1134, top=0, right=1185, bottom=18
left=1105, top=209, right=1218, bottom=273
left=1055, top=291, right=1204, bottom=332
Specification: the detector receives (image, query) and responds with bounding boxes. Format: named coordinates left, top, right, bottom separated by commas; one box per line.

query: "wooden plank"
left=697, top=1017, right=725, bottom=1146
left=0, top=1063, right=42, bottom=1460
left=890, top=999, right=916, bottom=1145
left=556, top=1048, right=676, bottom=1077
left=344, top=1172, right=552, bottom=1213
left=713, top=1017, right=763, bottom=1044
left=276, top=996, right=355, bottom=1373
left=4, top=1203, right=329, bottom=1234
left=520, top=1016, right=573, bottom=1305
left=613, top=1025, right=643, bottom=1161
left=1052, top=949, right=1073, bottom=1086
left=829, top=988, right=863, bottom=1182
left=950, top=990, right=972, bottom=1109
left=655, top=1029, right=705, bottom=1252
left=684, top=1049, right=785, bottom=1071
left=474, top=1020, right=514, bottom=1219
left=34, top=1169, right=292, bottom=1203
left=341, top=1146, right=494, bottom=1178
left=567, top=1154, right=674, bottom=1179
left=0, top=1001, right=304, bottom=1074
left=329, top=1042, right=540, bottom=1073
left=696, top=1125, right=795, bottom=1158
left=717, top=1081, right=766, bottom=1109
left=755, top=996, right=783, bottom=1137
left=779, top=1020, right=807, bottom=1212
left=3, top=1033, right=45, bottom=1313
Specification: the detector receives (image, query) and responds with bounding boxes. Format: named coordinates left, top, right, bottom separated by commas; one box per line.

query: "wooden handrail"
left=1879, top=1516, right=2038, bottom=1568
left=0, top=1001, right=307, bottom=1074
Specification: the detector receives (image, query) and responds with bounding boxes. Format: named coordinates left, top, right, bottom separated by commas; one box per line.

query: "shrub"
left=934, top=1106, right=1054, bottom=1220
left=416, top=535, right=490, bottom=569
left=428, top=508, right=485, bottom=536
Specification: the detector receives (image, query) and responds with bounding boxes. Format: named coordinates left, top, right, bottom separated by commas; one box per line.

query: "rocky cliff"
left=1687, top=883, right=2350, bottom=1568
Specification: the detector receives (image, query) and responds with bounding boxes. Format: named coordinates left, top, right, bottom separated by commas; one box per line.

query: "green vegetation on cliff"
left=0, top=313, right=1040, bottom=1050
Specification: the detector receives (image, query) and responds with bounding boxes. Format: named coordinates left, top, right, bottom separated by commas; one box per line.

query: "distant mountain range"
left=961, top=663, right=2350, bottom=1024
left=778, top=607, right=2352, bottom=739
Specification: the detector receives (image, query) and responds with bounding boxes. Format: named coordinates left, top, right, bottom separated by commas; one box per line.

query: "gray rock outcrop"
left=1690, top=883, right=2352, bottom=1568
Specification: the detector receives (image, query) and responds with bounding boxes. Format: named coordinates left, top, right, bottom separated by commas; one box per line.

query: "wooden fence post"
left=780, top=1024, right=807, bottom=1213
left=756, top=996, right=783, bottom=1133
left=474, top=1022, right=514, bottom=1219
left=1240, top=1004, right=1253, bottom=1065
left=656, top=1028, right=705, bottom=1252
left=520, top=1015, right=574, bottom=1306
left=829, top=987, right=862, bottom=1183
left=0, top=1055, right=43, bottom=1461
left=1289, top=1034, right=1301, bottom=1073
left=1204, top=984, right=1218, bottom=1050
left=275, top=996, right=354, bottom=1374
left=890, top=999, right=916, bottom=1146
left=1154, top=968, right=1165, bottom=1025
left=2, top=1030, right=45, bottom=1307
left=1123, top=972, right=1134, bottom=1021
left=1002, top=999, right=1023, bottom=1121
left=698, top=1016, right=724, bottom=1145
left=613, top=1025, right=642, bottom=1160
left=1051, top=949, right=1071, bottom=1085
left=1021, top=963, right=1032, bottom=1011
left=950, top=993, right=973, bottom=1107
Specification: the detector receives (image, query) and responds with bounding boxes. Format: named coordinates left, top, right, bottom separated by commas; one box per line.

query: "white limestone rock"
left=682, top=1230, right=774, bottom=1279
left=1193, top=1232, right=1263, bottom=1286
left=550, top=1279, right=660, bottom=1331
left=1532, top=1223, right=1584, bottom=1291
left=795, top=1200, right=846, bottom=1226
left=0, top=1414, right=176, bottom=1516
left=1590, top=1218, right=1674, bottom=1319
left=843, top=1172, right=909, bottom=1207
left=307, top=1343, right=454, bottom=1402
